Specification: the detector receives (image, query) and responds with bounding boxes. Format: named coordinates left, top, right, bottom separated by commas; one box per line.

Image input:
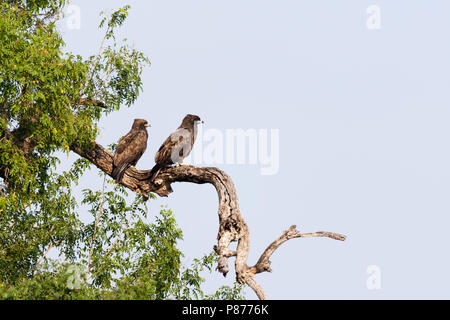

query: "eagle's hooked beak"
left=145, top=123, right=151, bottom=127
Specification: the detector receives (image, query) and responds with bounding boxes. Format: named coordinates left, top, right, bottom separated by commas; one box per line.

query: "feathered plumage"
left=149, top=114, right=202, bottom=180
left=111, top=119, right=150, bottom=182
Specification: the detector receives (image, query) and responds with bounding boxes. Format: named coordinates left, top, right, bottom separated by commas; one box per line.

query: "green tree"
left=0, top=0, right=244, bottom=299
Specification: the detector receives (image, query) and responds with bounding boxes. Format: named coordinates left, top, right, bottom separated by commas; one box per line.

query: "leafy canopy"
left=0, top=1, right=244, bottom=299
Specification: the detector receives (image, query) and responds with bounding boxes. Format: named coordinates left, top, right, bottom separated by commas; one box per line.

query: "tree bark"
left=70, top=142, right=346, bottom=299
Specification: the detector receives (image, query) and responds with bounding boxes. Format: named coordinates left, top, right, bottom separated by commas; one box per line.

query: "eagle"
left=149, top=114, right=203, bottom=180
left=111, top=118, right=150, bottom=182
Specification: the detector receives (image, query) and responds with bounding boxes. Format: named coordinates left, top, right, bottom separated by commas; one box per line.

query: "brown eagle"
left=111, top=118, right=150, bottom=182
left=149, top=114, right=203, bottom=180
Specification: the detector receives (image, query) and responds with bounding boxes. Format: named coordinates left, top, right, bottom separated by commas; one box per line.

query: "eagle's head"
left=132, top=118, right=151, bottom=130
left=180, top=114, right=203, bottom=129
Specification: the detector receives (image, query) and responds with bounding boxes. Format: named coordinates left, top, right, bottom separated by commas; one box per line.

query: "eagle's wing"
left=155, top=128, right=192, bottom=166
left=116, top=130, right=139, bottom=156
left=112, top=129, right=148, bottom=181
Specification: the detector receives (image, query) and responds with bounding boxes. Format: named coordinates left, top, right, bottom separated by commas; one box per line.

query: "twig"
left=36, top=243, right=54, bottom=268
left=86, top=174, right=106, bottom=278
left=35, top=225, right=55, bottom=267
left=104, top=212, right=134, bottom=257
left=87, top=212, right=136, bottom=280
left=34, top=226, right=64, bottom=275
left=85, top=17, right=112, bottom=91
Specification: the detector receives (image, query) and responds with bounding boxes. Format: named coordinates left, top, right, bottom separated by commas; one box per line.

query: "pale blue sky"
left=57, top=0, right=450, bottom=299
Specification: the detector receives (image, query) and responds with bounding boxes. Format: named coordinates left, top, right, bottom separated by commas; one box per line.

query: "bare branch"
left=35, top=225, right=56, bottom=268
left=247, top=225, right=346, bottom=276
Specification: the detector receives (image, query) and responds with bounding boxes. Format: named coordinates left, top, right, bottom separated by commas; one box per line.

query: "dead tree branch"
left=70, top=141, right=346, bottom=299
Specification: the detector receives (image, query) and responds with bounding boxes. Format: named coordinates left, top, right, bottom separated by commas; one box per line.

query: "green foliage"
left=1, top=167, right=244, bottom=300
left=0, top=1, right=244, bottom=300
left=0, top=1, right=149, bottom=202
left=0, top=0, right=148, bottom=282
left=169, top=252, right=245, bottom=300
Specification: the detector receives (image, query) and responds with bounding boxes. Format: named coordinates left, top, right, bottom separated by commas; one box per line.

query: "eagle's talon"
left=174, top=163, right=188, bottom=167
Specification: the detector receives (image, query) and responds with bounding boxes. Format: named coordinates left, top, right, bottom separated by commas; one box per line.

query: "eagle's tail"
left=111, top=163, right=130, bottom=183
left=148, top=163, right=163, bottom=182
